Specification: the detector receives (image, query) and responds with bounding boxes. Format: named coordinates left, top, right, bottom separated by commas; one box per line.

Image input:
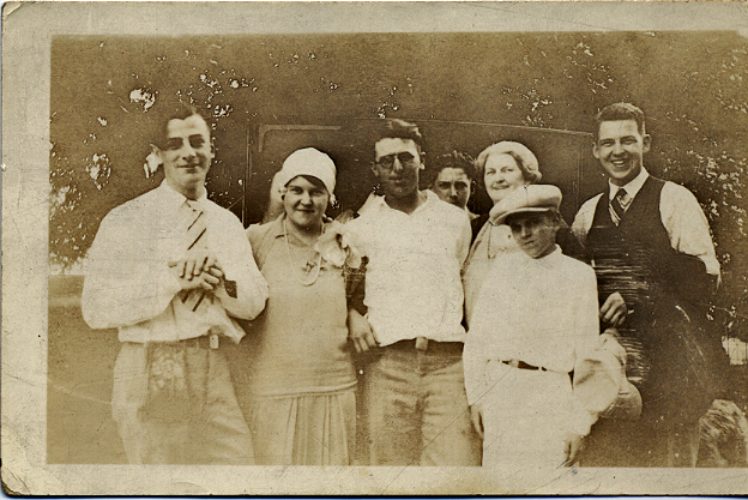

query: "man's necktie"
left=610, top=188, right=629, bottom=226
left=182, top=199, right=210, bottom=312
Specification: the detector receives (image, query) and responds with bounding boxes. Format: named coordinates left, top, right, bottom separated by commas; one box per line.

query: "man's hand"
left=470, top=404, right=485, bottom=439
left=600, top=292, right=628, bottom=327
left=347, top=309, right=377, bottom=353
left=563, top=431, right=585, bottom=466
left=177, top=250, right=217, bottom=281
left=169, top=252, right=222, bottom=292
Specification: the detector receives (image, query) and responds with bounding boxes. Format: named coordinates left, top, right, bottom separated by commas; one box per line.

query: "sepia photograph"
left=3, top=1, right=748, bottom=495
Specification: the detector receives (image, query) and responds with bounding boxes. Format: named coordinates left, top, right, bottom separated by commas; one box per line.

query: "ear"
left=591, top=142, right=601, bottom=161
left=642, top=134, right=651, bottom=154
left=370, top=163, right=379, bottom=179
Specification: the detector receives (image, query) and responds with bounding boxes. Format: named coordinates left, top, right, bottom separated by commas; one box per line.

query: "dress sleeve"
left=81, top=212, right=181, bottom=329
left=571, top=196, right=600, bottom=248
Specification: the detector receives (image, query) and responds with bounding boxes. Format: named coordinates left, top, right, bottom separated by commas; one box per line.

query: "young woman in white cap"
left=234, top=147, right=361, bottom=465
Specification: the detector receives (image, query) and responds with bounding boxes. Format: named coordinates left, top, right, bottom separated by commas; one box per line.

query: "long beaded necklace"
left=283, top=218, right=323, bottom=286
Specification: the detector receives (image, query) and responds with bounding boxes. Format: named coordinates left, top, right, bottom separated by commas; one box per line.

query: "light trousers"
left=111, top=342, right=254, bottom=464
left=480, top=361, right=577, bottom=469
left=363, top=345, right=481, bottom=466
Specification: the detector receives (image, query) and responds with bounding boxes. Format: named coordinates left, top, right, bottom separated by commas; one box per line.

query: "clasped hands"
left=169, top=250, right=225, bottom=293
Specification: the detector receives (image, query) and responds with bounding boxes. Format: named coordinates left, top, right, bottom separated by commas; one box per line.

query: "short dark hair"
left=595, top=102, right=646, bottom=138
left=433, top=150, right=475, bottom=178
left=374, top=118, right=424, bottom=151
left=153, top=99, right=206, bottom=146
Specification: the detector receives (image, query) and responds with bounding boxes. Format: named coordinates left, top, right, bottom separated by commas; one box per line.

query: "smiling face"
left=507, top=211, right=559, bottom=259
left=372, top=137, right=422, bottom=201
left=483, top=153, right=528, bottom=204
left=282, top=175, right=329, bottom=232
left=160, top=114, right=214, bottom=199
left=593, top=119, right=651, bottom=187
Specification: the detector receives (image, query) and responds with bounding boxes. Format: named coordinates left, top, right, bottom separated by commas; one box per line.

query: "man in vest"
left=571, top=102, right=726, bottom=466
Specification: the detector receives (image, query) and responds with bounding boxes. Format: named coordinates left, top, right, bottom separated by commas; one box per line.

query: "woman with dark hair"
left=236, top=147, right=361, bottom=465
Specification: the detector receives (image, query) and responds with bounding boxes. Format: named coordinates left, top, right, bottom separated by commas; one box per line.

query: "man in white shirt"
left=571, top=102, right=726, bottom=466
left=464, top=185, right=602, bottom=468
left=82, top=107, right=268, bottom=464
left=346, top=119, right=480, bottom=465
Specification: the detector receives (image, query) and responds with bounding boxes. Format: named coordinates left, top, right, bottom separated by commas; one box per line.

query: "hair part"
left=595, top=102, right=646, bottom=138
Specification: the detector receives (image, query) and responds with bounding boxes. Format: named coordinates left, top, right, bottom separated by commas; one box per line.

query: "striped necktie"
left=181, top=199, right=210, bottom=312
left=610, top=188, right=629, bottom=226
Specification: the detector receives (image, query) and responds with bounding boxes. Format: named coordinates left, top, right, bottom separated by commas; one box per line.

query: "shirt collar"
left=608, top=167, right=649, bottom=200
left=519, top=244, right=563, bottom=270
left=375, top=190, right=435, bottom=215
left=157, top=180, right=209, bottom=211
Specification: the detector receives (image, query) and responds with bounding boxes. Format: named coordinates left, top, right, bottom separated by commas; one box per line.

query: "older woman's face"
left=283, top=176, right=329, bottom=231
left=484, top=153, right=528, bottom=204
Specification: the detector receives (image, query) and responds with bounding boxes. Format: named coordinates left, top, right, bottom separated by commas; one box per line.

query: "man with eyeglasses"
left=345, top=119, right=481, bottom=465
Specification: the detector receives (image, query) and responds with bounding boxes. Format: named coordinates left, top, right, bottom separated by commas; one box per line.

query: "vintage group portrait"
left=3, top=1, right=748, bottom=495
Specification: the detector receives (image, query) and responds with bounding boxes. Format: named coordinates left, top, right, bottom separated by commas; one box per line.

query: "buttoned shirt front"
left=463, top=247, right=600, bottom=406
left=82, top=181, right=268, bottom=343
left=347, top=191, right=471, bottom=346
left=572, top=167, right=720, bottom=276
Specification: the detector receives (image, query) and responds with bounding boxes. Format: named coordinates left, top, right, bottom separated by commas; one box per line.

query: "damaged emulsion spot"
left=129, top=88, right=157, bottom=111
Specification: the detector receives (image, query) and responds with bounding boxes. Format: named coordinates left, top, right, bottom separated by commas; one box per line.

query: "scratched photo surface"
left=4, top=1, right=748, bottom=495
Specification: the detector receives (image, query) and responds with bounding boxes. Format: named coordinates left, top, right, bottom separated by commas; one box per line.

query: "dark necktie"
left=610, top=188, right=629, bottom=226
left=181, top=200, right=209, bottom=312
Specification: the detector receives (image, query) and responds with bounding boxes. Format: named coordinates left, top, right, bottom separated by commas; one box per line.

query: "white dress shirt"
left=571, top=167, right=720, bottom=276
left=347, top=191, right=471, bottom=346
left=82, top=181, right=268, bottom=343
left=463, top=247, right=600, bottom=415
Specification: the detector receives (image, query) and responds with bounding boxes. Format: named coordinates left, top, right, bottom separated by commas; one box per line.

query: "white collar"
left=516, top=244, right=563, bottom=270
left=373, top=190, right=435, bottom=215
left=157, top=180, right=209, bottom=211
left=608, top=167, right=649, bottom=200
